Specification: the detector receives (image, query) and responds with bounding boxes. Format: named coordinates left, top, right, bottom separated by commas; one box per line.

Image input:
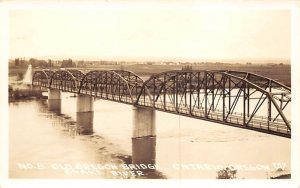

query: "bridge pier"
left=132, top=136, right=156, bottom=166
left=48, top=89, right=61, bottom=114
left=132, top=106, right=156, bottom=167
left=132, top=106, right=156, bottom=138
left=77, top=95, right=94, bottom=135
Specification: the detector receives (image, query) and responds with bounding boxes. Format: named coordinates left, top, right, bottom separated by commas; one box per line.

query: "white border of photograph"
left=1, top=0, right=299, bottom=188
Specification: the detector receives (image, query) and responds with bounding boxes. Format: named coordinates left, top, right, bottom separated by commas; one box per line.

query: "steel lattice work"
left=32, top=70, right=54, bottom=87
left=49, top=70, right=81, bottom=92
left=78, top=70, right=142, bottom=104
left=136, top=70, right=291, bottom=138
left=32, top=69, right=291, bottom=138
left=111, top=70, right=145, bottom=101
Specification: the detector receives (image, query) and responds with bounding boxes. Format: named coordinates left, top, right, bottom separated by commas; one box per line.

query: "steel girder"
left=68, top=69, right=86, bottom=82
left=32, top=70, right=55, bottom=88
left=226, top=71, right=290, bottom=91
left=78, top=70, right=137, bottom=104
left=32, top=69, right=83, bottom=92
left=32, top=69, right=144, bottom=104
left=49, top=70, right=82, bottom=92
left=111, top=70, right=145, bottom=101
left=224, top=71, right=291, bottom=125
left=135, top=70, right=291, bottom=138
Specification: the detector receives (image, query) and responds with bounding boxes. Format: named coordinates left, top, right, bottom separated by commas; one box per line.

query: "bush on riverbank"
left=216, top=166, right=237, bottom=179
left=9, top=85, right=46, bottom=102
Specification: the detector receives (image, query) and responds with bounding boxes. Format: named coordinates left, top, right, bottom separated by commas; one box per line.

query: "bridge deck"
left=53, top=88, right=291, bottom=138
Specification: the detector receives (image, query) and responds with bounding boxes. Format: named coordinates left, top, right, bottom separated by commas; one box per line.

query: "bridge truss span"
left=32, top=69, right=291, bottom=138
left=49, top=70, right=85, bottom=92
left=32, top=70, right=55, bottom=88
left=135, top=70, right=291, bottom=138
left=111, top=70, right=146, bottom=100
left=79, top=70, right=138, bottom=104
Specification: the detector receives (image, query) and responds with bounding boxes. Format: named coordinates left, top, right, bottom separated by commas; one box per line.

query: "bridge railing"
left=138, top=98, right=290, bottom=135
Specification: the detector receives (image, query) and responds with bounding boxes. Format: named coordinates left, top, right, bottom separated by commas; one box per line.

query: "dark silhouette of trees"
left=29, top=58, right=48, bottom=68
left=77, top=60, right=86, bottom=68
left=14, top=58, right=26, bottom=67
left=216, top=166, right=237, bottom=179
left=182, top=65, right=193, bottom=71
left=61, top=59, right=75, bottom=68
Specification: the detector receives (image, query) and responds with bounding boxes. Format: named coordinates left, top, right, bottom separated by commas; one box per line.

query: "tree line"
left=12, top=58, right=76, bottom=68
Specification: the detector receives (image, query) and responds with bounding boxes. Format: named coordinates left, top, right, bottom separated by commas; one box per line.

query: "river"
left=9, top=92, right=290, bottom=179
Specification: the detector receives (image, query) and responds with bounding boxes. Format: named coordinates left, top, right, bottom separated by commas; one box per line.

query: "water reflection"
left=41, top=102, right=79, bottom=138
left=131, top=136, right=166, bottom=179
left=76, top=111, right=93, bottom=135
left=48, top=99, right=61, bottom=114
left=42, top=102, right=166, bottom=178
left=47, top=97, right=94, bottom=135
left=132, top=137, right=156, bottom=165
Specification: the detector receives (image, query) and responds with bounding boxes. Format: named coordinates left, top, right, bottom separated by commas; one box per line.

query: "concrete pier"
left=77, top=95, right=94, bottom=135
left=132, top=136, right=156, bottom=165
left=132, top=106, right=156, bottom=138
left=48, top=89, right=61, bottom=114
left=132, top=136, right=165, bottom=178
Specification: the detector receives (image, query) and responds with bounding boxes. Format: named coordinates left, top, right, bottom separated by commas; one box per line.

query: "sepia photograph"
left=1, top=0, right=300, bottom=187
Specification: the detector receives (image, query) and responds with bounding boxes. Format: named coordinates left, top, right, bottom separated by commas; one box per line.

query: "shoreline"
left=8, top=83, right=47, bottom=102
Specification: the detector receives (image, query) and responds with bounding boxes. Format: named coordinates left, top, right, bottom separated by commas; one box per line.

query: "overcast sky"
left=9, top=3, right=291, bottom=61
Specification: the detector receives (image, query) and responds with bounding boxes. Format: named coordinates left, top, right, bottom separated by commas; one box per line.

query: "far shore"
left=9, top=62, right=291, bottom=87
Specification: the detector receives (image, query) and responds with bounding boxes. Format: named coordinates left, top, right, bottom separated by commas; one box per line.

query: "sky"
left=8, top=3, right=291, bottom=61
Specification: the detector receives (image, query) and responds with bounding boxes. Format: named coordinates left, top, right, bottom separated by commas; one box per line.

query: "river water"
left=9, top=92, right=290, bottom=179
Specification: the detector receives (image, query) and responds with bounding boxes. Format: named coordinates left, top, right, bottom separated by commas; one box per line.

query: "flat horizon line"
left=8, top=55, right=291, bottom=63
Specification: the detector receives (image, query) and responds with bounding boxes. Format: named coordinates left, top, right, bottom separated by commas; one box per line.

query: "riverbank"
left=8, top=84, right=46, bottom=102
left=8, top=69, right=46, bottom=102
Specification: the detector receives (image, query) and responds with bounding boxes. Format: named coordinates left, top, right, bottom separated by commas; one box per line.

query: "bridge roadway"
left=32, top=69, right=291, bottom=138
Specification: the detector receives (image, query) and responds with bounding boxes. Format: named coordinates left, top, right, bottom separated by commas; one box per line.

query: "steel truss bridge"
left=32, top=69, right=291, bottom=138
